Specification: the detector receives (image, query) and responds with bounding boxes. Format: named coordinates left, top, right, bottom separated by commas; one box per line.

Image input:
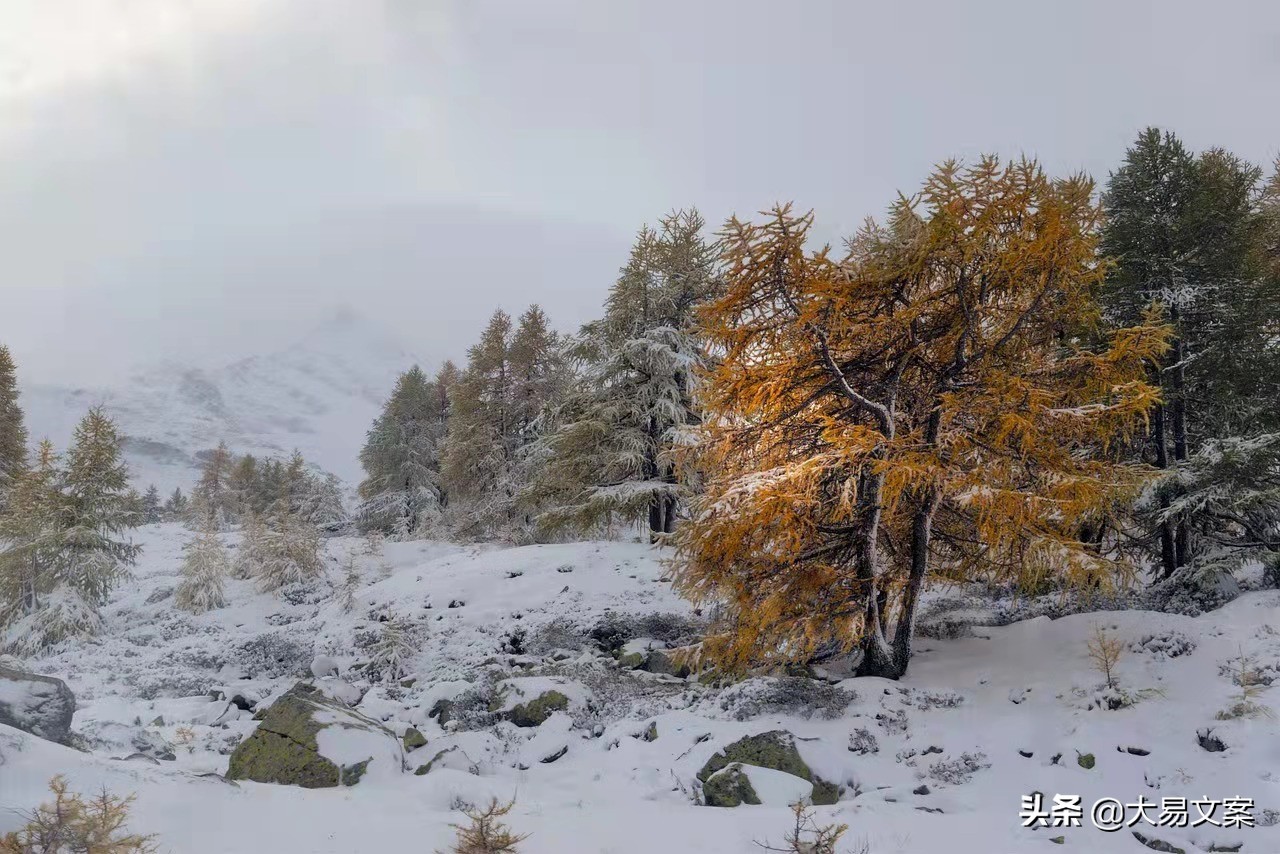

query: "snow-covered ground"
left=2, top=523, right=1276, bottom=853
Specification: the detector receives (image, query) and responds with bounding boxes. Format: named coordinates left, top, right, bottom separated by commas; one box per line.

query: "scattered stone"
left=1196, top=728, right=1226, bottom=753
left=506, top=571, right=523, bottom=579
left=448, top=600, right=465, bottom=608
left=540, top=745, right=568, bottom=763
left=1121, top=746, right=1150, bottom=756
left=0, top=666, right=76, bottom=745
left=150, top=716, right=165, bottom=727
left=506, top=690, right=569, bottom=728
left=1050, top=836, right=1064, bottom=845
left=1077, top=752, right=1095, bottom=770
left=640, top=721, right=658, bottom=742
left=1018, top=750, right=1033, bottom=758
left=1131, top=830, right=1186, bottom=853
left=922, top=745, right=943, bottom=755
left=402, top=726, right=427, bottom=751
left=913, top=785, right=931, bottom=795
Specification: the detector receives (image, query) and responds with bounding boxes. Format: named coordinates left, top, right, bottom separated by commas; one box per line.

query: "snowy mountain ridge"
left=21, top=308, right=421, bottom=493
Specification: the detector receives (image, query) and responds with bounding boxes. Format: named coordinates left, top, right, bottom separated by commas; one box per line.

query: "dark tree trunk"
left=890, top=491, right=941, bottom=675
left=1166, top=312, right=1191, bottom=569
left=1150, top=402, right=1178, bottom=580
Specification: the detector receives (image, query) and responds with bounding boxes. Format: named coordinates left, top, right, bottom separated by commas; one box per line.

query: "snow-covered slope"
left=2, top=526, right=1276, bottom=853
left=21, top=308, right=419, bottom=492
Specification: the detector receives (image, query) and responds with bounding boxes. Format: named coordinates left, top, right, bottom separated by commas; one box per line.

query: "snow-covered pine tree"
left=56, top=408, right=142, bottom=607
left=434, top=360, right=460, bottom=509
left=1102, top=130, right=1277, bottom=579
left=226, top=454, right=260, bottom=521
left=0, top=441, right=64, bottom=621
left=232, top=512, right=268, bottom=579
left=163, top=487, right=188, bottom=521
left=442, top=308, right=567, bottom=540
left=139, top=485, right=162, bottom=525
left=527, top=211, right=716, bottom=539
left=190, top=442, right=235, bottom=529
left=441, top=311, right=515, bottom=538
left=174, top=519, right=229, bottom=613
left=0, top=345, right=28, bottom=510
left=357, top=366, right=442, bottom=538
left=254, top=507, right=323, bottom=593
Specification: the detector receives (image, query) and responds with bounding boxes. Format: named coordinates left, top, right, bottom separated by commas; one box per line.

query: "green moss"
left=1077, top=752, right=1096, bottom=770
left=507, top=690, right=569, bottom=727
left=703, top=764, right=760, bottom=807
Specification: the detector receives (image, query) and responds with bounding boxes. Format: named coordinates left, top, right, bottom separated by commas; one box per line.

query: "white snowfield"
left=1, top=523, right=1276, bottom=854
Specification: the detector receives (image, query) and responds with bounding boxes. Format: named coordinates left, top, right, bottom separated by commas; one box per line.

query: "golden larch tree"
left=675, top=157, right=1169, bottom=678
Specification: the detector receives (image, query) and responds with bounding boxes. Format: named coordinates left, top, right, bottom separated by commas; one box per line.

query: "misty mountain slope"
left=22, top=308, right=419, bottom=492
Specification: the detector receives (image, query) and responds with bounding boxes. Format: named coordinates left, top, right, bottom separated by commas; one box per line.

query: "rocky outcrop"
left=506, top=690, right=568, bottom=728
left=226, top=682, right=402, bottom=788
left=697, top=731, right=839, bottom=806
left=0, top=666, right=75, bottom=745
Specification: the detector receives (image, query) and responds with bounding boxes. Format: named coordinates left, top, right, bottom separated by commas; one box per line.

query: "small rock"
left=1122, top=745, right=1150, bottom=756
left=1050, top=836, right=1064, bottom=845
left=1018, top=749, right=1033, bottom=758
left=150, top=716, right=165, bottom=727
left=1077, top=752, right=1095, bottom=770
left=913, top=785, right=930, bottom=795
left=507, top=691, right=569, bottom=728
left=540, top=745, right=568, bottom=763
left=448, top=599, right=465, bottom=608
left=1132, top=830, right=1186, bottom=853
left=506, top=571, right=523, bottom=579
left=402, top=726, right=427, bottom=751
left=640, top=721, right=658, bottom=742
left=1196, top=728, right=1226, bottom=753
left=0, top=666, right=76, bottom=745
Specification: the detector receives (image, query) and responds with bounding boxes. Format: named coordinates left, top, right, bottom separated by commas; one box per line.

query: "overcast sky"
left=2, top=0, right=1278, bottom=385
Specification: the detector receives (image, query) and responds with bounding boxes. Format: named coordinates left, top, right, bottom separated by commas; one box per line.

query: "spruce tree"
left=175, top=520, right=229, bottom=613
left=0, top=345, right=28, bottom=509
left=0, top=441, right=63, bottom=620
left=441, top=307, right=567, bottom=540
left=139, top=485, right=162, bottom=525
left=191, top=442, right=234, bottom=528
left=163, top=487, right=188, bottom=521
left=57, top=408, right=141, bottom=606
left=357, top=366, right=443, bottom=537
left=1102, top=129, right=1273, bottom=578
left=528, top=210, right=716, bottom=538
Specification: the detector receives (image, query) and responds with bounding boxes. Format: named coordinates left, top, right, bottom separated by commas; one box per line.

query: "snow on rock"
left=0, top=665, right=75, bottom=744
left=2, top=523, right=1278, bottom=853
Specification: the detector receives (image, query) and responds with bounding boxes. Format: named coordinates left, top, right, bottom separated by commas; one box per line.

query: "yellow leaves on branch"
left=674, top=156, right=1171, bottom=670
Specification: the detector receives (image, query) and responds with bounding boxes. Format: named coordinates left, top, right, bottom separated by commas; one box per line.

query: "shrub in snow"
left=1128, top=631, right=1196, bottom=659
left=927, top=751, right=990, bottom=785
left=236, top=632, right=313, bottom=679
left=755, top=802, right=856, bottom=854
left=847, top=727, right=879, bottom=755
left=443, top=797, right=528, bottom=854
left=719, top=677, right=855, bottom=722
left=361, top=617, right=421, bottom=683
left=174, top=522, right=229, bottom=613
left=3, top=588, right=103, bottom=656
left=1, top=775, right=157, bottom=853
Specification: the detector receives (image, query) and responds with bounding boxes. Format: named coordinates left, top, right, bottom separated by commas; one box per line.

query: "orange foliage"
left=674, top=157, right=1169, bottom=677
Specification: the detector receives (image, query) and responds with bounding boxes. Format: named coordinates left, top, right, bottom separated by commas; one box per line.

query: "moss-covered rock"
left=506, top=690, right=569, bottom=728
left=616, top=651, right=646, bottom=669
left=703, top=763, right=760, bottom=807
left=402, top=726, right=427, bottom=751
left=226, top=682, right=402, bottom=788
left=697, top=731, right=839, bottom=806
left=642, top=650, right=691, bottom=678
left=1077, top=751, right=1096, bottom=770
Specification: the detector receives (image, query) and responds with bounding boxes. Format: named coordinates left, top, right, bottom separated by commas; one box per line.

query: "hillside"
left=1, top=524, right=1274, bottom=853
left=20, top=308, right=418, bottom=493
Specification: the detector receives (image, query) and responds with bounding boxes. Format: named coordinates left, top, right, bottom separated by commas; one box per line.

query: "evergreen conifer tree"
left=139, top=485, right=162, bottom=525
left=191, top=442, right=235, bottom=529
left=0, top=441, right=63, bottom=620
left=175, top=519, right=229, bottom=613
left=56, top=408, right=141, bottom=606
left=0, top=345, right=28, bottom=509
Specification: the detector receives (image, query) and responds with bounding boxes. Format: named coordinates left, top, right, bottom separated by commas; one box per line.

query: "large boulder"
left=697, top=731, right=839, bottom=806
left=227, top=682, right=403, bottom=788
left=0, top=665, right=75, bottom=745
